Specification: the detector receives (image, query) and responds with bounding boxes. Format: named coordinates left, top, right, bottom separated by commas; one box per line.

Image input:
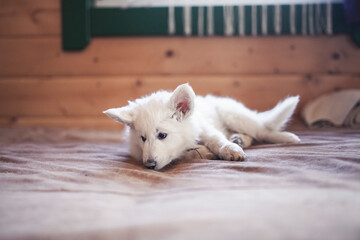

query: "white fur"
left=104, top=84, right=300, bottom=170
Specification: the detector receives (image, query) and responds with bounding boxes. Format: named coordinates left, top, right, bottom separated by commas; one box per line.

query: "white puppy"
left=104, top=83, right=300, bottom=170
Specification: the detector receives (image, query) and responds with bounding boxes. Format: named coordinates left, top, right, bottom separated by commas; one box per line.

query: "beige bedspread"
left=0, top=126, right=359, bottom=240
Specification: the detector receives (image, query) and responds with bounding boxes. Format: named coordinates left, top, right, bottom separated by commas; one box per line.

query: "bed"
left=0, top=123, right=359, bottom=240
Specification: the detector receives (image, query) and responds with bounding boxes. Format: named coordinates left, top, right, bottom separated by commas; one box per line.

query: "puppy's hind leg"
left=257, top=130, right=300, bottom=144
left=201, top=127, right=245, bottom=161
left=229, top=133, right=254, bottom=148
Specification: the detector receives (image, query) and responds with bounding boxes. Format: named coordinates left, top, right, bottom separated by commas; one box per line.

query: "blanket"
left=0, top=126, right=359, bottom=240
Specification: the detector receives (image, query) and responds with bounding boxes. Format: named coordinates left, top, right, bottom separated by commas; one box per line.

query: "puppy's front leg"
left=184, top=145, right=217, bottom=160
left=201, top=129, right=246, bottom=161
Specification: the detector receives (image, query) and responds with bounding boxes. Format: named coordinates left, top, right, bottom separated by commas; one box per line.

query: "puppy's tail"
left=259, top=96, right=299, bottom=131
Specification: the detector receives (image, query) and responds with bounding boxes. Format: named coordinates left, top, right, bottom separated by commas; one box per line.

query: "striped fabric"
left=62, top=1, right=354, bottom=50
left=166, top=3, right=336, bottom=36
left=89, top=1, right=348, bottom=37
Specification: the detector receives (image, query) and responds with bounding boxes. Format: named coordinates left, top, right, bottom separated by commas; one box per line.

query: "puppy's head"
left=103, top=83, right=198, bottom=170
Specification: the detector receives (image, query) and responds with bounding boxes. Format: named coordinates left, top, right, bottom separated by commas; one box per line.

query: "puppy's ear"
left=169, top=83, right=195, bottom=121
left=103, top=106, right=134, bottom=126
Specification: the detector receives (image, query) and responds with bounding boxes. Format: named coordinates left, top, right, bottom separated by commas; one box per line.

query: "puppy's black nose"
left=145, top=159, right=157, bottom=169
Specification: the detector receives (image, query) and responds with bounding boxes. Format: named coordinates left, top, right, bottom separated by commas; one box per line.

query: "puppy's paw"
left=185, top=145, right=217, bottom=160
left=229, top=133, right=253, bottom=148
left=282, top=132, right=300, bottom=144
left=219, top=143, right=245, bottom=161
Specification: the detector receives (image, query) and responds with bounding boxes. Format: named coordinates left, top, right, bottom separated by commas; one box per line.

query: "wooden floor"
left=0, top=0, right=360, bottom=129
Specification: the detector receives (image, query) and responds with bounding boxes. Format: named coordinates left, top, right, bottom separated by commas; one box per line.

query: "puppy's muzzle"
left=145, top=159, right=157, bottom=169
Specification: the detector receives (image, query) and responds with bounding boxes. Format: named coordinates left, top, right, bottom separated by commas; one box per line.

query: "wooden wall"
left=1, top=0, right=360, bottom=129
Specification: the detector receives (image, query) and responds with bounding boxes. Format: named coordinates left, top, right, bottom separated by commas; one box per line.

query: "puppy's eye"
left=141, top=136, right=146, bottom=142
left=157, top=132, right=167, bottom=140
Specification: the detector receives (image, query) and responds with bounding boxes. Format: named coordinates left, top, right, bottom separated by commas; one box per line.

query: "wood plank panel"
left=1, top=74, right=359, bottom=117
left=0, top=0, right=60, bottom=36
left=0, top=116, right=123, bottom=129
left=1, top=36, right=360, bottom=76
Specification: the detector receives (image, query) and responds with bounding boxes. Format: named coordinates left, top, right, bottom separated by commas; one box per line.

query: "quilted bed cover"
left=0, top=125, right=359, bottom=240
